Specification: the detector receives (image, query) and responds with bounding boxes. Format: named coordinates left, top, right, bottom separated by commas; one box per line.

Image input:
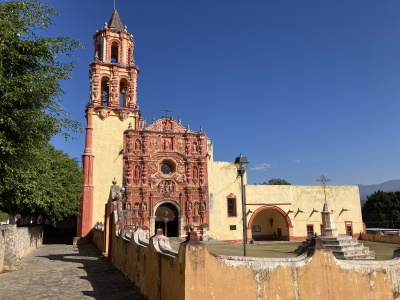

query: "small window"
left=111, top=42, right=119, bottom=63
left=101, top=78, right=109, bottom=106
left=345, top=221, right=353, bottom=237
left=227, top=197, right=237, bottom=217
left=307, top=225, right=314, bottom=237
left=119, top=80, right=127, bottom=107
left=230, top=225, right=236, bottom=230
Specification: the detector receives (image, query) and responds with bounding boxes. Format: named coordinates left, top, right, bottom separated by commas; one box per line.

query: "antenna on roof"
left=114, top=0, right=116, bottom=10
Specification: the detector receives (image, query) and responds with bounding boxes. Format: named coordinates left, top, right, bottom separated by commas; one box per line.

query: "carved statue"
left=194, top=202, right=199, bottom=216
left=159, top=181, right=164, bottom=193
left=163, top=139, right=171, bottom=151
left=193, top=166, right=198, bottom=179
left=134, top=165, right=140, bottom=179
left=164, top=181, right=170, bottom=193
left=135, top=139, right=141, bottom=151
left=126, top=138, right=133, bottom=154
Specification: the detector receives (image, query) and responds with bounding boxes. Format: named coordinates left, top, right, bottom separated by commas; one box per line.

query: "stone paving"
left=0, top=243, right=146, bottom=300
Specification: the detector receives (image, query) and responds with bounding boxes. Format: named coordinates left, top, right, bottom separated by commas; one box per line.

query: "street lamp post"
left=235, top=154, right=249, bottom=256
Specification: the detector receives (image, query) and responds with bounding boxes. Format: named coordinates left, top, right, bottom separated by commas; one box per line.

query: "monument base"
left=295, top=235, right=375, bottom=260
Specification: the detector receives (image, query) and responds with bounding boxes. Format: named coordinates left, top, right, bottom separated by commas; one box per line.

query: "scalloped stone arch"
left=153, top=199, right=181, bottom=217
left=152, top=199, right=182, bottom=237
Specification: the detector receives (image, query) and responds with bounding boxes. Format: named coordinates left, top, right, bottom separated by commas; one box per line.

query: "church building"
left=78, top=10, right=364, bottom=243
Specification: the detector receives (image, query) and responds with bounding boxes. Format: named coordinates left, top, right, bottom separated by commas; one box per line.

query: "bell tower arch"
left=78, top=10, right=143, bottom=237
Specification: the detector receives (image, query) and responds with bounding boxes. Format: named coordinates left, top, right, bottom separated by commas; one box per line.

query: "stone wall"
left=360, top=231, right=400, bottom=244
left=99, top=228, right=400, bottom=300
left=0, top=225, right=43, bottom=272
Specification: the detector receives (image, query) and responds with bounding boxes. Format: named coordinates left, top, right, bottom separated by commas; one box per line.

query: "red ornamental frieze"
left=176, top=138, right=184, bottom=150
left=162, top=138, right=173, bottom=151
left=134, top=139, right=142, bottom=151
left=125, top=134, right=134, bottom=154
left=150, top=138, right=158, bottom=150
left=122, top=116, right=209, bottom=227
left=177, top=164, right=185, bottom=174
left=148, top=163, right=157, bottom=174
left=144, top=118, right=186, bottom=133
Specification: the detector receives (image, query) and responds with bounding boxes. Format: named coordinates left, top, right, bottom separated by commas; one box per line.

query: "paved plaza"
left=0, top=243, right=146, bottom=300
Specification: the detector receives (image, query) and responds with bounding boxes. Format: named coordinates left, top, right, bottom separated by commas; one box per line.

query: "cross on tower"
left=161, top=109, right=173, bottom=116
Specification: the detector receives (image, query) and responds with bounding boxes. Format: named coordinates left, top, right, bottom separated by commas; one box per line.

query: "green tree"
left=2, top=145, right=83, bottom=224
left=0, top=1, right=82, bottom=223
left=261, top=178, right=292, bottom=185
left=362, top=190, right=400, bottom=229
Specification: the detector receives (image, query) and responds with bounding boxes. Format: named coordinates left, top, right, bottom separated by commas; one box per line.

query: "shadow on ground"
left=37, top=243, right=145, bottom=300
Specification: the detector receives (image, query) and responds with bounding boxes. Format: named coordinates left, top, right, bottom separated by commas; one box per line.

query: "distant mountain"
left=358, top=180, right=400, bottom=202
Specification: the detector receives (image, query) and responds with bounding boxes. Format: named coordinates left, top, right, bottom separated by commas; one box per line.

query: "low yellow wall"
left=96, top=228, right=400, bottom=300
left=360, top=232, right=400, bottom=244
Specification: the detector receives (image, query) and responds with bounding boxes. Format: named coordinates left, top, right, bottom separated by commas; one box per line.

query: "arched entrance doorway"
left=154, top=202, right=179, bottom=237
left=248, top=206, right=293, bottom=241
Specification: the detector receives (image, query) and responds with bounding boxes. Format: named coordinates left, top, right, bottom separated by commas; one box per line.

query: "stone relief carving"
left=135, top=139, right=141, bottom=151
left=178, top=165, right=185, bottom=174
left=150, top=139, right=158, bottom=149
left=163, top=138, right=172, bottom=151
left=117, top=109, right=129, bottom=121
left=98, top=108, right=110, bottom=120
left=126, top=137, right=133, bottom=154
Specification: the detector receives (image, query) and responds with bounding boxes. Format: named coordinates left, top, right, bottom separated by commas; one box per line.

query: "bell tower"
left=78, top=10, right=143, bottom=237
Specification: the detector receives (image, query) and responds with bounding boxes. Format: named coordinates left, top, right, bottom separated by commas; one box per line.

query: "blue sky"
left=42, top=0, right=400, bottom=186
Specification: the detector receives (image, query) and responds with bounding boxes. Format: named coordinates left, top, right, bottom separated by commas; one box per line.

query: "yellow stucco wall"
left=207, top=158, right=363, bottom=240
left=91, top=112, right=135, bottom=227
left=245, top=185, right=363, bottom=239
left=207, top=160, right=246, bottom=241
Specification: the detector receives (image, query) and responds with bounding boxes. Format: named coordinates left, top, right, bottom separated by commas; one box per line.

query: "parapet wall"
left=360, top=231, right=400, bottom=244
left=95, top=227, right=400, bottom=300
left=91, top=223, right=104, bottom=250
left=0, top=225, right=43, bottom=272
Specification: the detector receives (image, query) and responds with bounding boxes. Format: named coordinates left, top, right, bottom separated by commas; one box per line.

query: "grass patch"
left=171, top=240, right=400, bottom=260
left=206, top=243, right=302, bottom=258
left=362, top=241, right=400, bottom=260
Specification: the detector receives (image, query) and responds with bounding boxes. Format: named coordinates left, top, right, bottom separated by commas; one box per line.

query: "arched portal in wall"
left=153, top=200, right=180, bottom=237
left=248, top=206, right=293, bottom=241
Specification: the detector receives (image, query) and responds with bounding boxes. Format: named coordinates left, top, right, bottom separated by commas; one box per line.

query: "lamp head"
left=234, top=154, right=249, bottom=175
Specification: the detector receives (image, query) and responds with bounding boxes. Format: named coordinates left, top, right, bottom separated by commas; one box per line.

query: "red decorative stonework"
left=123, top=116, right=209, bottom=234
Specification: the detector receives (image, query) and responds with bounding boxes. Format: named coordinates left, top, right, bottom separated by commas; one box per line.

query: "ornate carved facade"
left=123, top=117, right=209, bottom=236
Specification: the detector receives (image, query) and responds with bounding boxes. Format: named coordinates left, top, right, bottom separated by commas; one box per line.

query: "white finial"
left=114, top=0, right=116, bottom=10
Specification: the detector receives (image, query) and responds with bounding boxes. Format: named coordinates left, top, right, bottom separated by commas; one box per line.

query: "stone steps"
left=297, top=235, right=375, bottom=260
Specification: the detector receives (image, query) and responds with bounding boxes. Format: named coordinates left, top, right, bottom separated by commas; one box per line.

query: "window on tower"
left=96, top=44, right=102, bottom=61
left=101, top=78, right=110, bottom=106
left=119, top=80, right=128, bottom=107
left=111, top=42, right=119, bottom=63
